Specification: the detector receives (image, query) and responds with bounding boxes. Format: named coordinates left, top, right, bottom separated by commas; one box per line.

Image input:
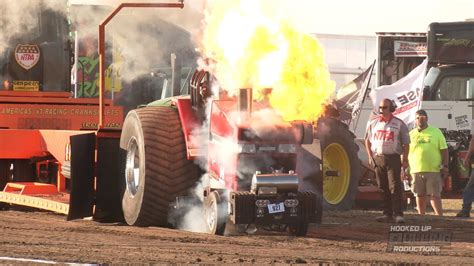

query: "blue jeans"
left=461, top=171, right=474, bottom=211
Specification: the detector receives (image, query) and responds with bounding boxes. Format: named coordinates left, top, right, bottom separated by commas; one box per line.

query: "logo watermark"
left=387, top=225, right=452, bottom=253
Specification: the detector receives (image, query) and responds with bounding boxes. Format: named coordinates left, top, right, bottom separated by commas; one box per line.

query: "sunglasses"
left=379, top=106, right=389, bottom=109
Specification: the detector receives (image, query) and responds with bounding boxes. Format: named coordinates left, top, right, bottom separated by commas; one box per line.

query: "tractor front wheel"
left=315, top=117, right=361, bottom=211
left=204, top=191, right=226, bottom=235
left=288, top=221, right=309, bottom=236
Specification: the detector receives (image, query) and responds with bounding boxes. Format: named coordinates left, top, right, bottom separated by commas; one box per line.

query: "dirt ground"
left=0, top=199, right=472, bottom=264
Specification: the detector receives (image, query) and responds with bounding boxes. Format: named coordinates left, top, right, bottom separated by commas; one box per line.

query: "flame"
left=200, top=0, right=335, bottom=121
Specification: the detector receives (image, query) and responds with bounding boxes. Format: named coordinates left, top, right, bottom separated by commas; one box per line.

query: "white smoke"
left=0, top=0, right=66, bottom=55
left=244, top=108, right=290, bottom=137
left=168, top=99, right=210, bottom=233
left=69, top=3, right=204, bottom=83
left=171, top=92, right=239, bottom=234
left=172, top=173, right=209, bottom=233
left=0, top=1, right=205, bottom=84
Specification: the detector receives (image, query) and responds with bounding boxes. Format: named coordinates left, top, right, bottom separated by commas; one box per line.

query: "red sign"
left=394, top=41, right=427, bottom=57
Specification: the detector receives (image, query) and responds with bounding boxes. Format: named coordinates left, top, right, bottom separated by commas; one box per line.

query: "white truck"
left=355, top=21, right=474, bottom=194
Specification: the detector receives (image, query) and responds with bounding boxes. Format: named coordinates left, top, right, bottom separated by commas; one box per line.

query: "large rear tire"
left=120, top=106, right=199, bottom=226
left=315, top=117, right=361, bottom=211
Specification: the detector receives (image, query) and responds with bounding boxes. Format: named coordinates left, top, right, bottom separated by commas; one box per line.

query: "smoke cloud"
left=0, top=0, right=66, bottom=55
left=0, top=0, right=205, bottom=94
left=70, top=2, right=204, bottom=82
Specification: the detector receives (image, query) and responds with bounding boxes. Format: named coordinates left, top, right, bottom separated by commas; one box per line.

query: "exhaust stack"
left=238, top=88, right=253, bottom=118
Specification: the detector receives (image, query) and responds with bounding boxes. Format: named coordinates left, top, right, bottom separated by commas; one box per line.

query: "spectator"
left=365, top=98, right=410, bottom=223
left=407, top=109, right=448, bottom=216
left=456, top=123, right=474, bottom=218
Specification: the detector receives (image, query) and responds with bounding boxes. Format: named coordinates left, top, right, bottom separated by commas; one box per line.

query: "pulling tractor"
left=0, top=2, right=361, bottom=236
left=120, top=71, right=321, bottom=235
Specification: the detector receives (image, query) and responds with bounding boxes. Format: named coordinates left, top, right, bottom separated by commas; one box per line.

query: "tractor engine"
left=205, top=88, right=320, bottom=236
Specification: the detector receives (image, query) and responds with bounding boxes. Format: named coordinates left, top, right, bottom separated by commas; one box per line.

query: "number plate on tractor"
left=267, top=202, right=285, bottom=214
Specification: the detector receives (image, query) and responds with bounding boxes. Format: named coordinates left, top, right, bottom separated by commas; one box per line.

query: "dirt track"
left=0, top=200, right=472, bottom=264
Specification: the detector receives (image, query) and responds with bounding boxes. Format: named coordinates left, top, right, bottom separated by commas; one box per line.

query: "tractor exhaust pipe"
left=238, top=88, right=253, bottom=117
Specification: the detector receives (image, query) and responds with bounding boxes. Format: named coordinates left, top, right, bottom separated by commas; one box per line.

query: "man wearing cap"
left=407, top=109, right=448, bottom=216
left=365, top=98, right=410, bottom=223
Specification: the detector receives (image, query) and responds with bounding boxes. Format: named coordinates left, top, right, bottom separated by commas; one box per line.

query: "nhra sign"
left=14, top=44, right=40, bottom=70
left=394, top=41, right=427, bottom=57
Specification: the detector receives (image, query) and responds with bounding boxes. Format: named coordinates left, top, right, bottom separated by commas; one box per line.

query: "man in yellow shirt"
left=408, top=110, right=449, bottom=216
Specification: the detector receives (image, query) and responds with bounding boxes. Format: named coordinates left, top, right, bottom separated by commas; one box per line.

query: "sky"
left=70, top=0, right=474, bottom=36
left=284, top=0, right=474, bottom=35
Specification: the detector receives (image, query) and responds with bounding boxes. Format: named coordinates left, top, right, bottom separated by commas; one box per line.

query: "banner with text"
left=369, top=59, right=427, bottom=128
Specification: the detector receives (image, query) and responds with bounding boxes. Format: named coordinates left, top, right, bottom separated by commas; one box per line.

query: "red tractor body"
left=161, top=76, right=322, bottom=235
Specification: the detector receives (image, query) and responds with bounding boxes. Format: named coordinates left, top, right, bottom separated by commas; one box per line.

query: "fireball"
left=200, top=0, right=335, bottom=122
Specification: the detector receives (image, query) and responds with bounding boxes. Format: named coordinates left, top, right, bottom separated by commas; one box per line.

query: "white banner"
left=369, top=59, right=428, bottom=127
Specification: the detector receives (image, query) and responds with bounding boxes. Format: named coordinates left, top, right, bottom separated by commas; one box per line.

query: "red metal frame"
left=173, top=98, right=202, bottom=159
left=0, top=90, right=116, bottom=104
left=0, top=2, right=186, bottom=216
left=210, top=101, right=237, bottom=138
left=0, top=91, right=71, bottom=98
left=3, top=182, right=57, bottom=195
left=0, top=104, right=123, bottom=130
left=208, top=100, right=239, bottom=191
left=0, top=129, right=92, bottom=163
left=0, top=130, right=45, bottom=159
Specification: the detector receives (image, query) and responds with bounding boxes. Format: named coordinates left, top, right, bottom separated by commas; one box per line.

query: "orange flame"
left=200, top=0, right=335, bottom=122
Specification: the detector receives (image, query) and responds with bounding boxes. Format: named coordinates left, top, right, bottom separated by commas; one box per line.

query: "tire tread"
left=128, top=106, right=199, bottom=226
